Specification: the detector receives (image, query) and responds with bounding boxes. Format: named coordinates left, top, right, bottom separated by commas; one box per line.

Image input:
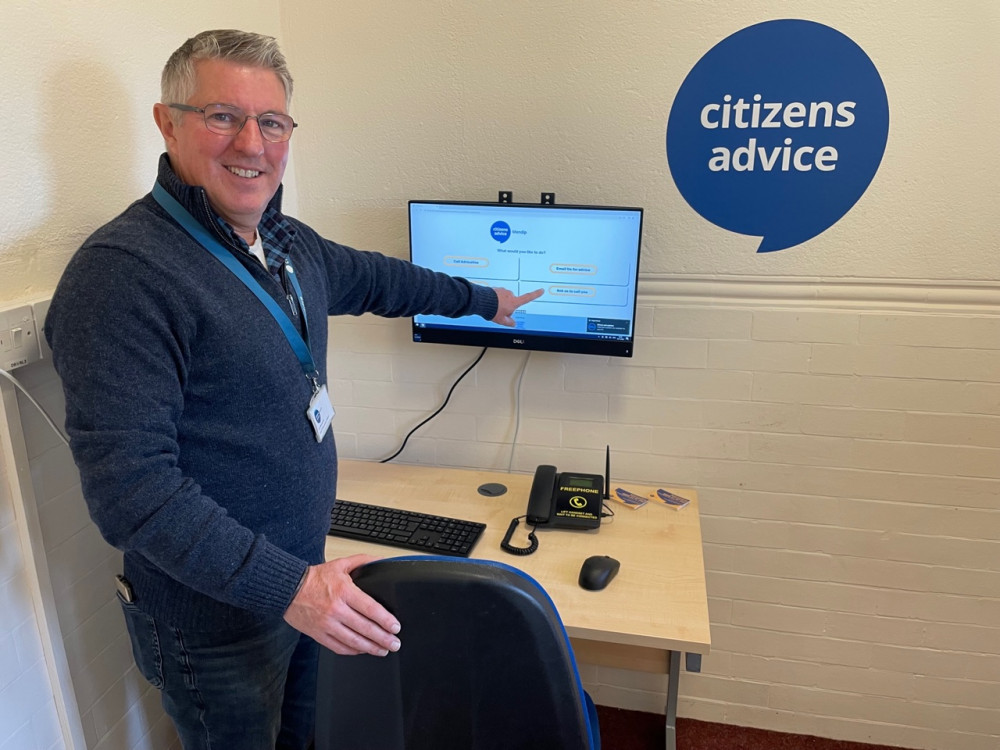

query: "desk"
left=327, top=459, right=711, bottom=750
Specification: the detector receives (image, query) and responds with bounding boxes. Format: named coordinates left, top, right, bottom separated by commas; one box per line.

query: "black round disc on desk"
left=477, top=482, right=508, bottom=497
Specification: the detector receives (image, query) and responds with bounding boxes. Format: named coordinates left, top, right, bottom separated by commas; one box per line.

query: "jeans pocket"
left=118, top=594, right=165, bottom=689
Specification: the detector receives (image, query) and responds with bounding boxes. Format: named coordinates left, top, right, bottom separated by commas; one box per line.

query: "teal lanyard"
left=152, top=182, right=320, bottom=391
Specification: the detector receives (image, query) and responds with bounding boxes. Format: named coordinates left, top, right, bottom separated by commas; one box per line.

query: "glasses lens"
left=202, top=104, right=245, bottom=136
left=256, top=113, right=295, bottom=143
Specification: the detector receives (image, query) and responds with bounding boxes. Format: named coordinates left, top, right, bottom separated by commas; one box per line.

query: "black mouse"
left=578, top=555, right=620, bottom=591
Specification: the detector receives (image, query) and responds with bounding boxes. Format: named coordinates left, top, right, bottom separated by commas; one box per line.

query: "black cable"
left=500, top=515, right=538, bottom=556
left=379, top=347, right=488, bottom=463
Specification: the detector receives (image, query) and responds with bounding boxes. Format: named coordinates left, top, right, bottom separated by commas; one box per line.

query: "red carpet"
left=595, top=707, right=911, bottom=750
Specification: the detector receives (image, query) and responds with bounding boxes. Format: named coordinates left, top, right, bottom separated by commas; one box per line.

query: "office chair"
left=315, top=556, right=600, bottom=750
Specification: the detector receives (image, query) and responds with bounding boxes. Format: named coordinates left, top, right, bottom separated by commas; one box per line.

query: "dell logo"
left=513, top=338, right=525, bottom=345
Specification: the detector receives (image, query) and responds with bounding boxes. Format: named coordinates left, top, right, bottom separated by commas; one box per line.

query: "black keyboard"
left=328, top=499, right=486, bottom=557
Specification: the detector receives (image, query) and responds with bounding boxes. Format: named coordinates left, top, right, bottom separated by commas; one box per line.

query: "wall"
left=0, top=3, right=289, bottom=748
left=2, top=1, right=998, bottom=749
left=0, top=378, right=66, bottom=749
left=1, top=0, right=299, bottom=301
left=2, top=360, right=179, bottom=750
left=286, top=2, right=1000, bottom=749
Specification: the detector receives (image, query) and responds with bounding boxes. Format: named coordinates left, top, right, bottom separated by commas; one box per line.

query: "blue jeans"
left=120, top=596, right=318, bottom=750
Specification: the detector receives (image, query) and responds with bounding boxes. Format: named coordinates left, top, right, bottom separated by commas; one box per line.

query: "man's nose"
left=232, top=116, right=266, bottom=153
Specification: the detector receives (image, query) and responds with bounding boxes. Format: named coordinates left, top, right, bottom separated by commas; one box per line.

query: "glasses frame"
left=168, top=102, right=298, bottom=143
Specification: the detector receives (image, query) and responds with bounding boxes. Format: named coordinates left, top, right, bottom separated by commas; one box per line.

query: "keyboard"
left=328, top=499, right=487, bottom=557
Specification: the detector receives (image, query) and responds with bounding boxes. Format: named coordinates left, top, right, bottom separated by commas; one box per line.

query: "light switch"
left=0, top=303, right=42, bottom=370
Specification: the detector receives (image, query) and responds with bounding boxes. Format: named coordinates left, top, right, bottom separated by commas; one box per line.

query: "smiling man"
left=154, top=56, right=291, bottom=245
left=45, top=29, right=541, bottom=750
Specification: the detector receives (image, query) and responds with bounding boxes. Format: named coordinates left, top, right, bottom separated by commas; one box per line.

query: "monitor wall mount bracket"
left=497, top=191, right=556, bottom=205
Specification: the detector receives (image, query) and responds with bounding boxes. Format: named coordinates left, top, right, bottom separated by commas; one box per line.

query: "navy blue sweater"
left=45, top=156, right=497, bottom=630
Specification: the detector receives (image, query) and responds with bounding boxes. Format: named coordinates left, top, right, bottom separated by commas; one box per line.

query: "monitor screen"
left=409, top=200, right=643, bottom=357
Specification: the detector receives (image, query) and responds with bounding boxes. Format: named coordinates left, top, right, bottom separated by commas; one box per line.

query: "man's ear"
left=153, top=103, right=178, bottom=150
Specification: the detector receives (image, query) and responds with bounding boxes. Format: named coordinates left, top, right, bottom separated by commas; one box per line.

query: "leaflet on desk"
left=611, top=485, right=690, bottom=511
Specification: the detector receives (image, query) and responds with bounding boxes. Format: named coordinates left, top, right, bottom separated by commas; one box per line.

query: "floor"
left=595, top=707, right=911, bottom=750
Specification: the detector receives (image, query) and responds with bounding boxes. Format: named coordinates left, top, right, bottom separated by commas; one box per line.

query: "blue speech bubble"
left=667, top=20, right=889, bottom=252
left=491, top=220, right=511, bottom=243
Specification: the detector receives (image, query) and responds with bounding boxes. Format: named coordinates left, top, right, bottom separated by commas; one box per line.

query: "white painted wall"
left=1, top=3, right=287, bottom=748
left=288, top=3, right=1000, bottom=750
left=1, top=1, right=998, bottom=749
left=285, top=1, right=999, bottom=281
left=0, top=381, right=67, bottom=749
left=0, top=0, right=297, bottom=300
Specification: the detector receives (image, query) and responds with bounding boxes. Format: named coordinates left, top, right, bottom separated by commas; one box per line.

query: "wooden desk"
left=327, top=459, right=711, bottom=750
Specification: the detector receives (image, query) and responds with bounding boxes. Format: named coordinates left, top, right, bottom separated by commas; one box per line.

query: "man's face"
left=155, top=58, right=290, bottom=238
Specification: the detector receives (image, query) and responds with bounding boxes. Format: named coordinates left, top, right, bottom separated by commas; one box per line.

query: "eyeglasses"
left=169, top=102, right=298, bottom=143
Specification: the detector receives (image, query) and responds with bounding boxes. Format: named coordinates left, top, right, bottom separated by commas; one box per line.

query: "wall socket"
left=1, top=303, right=44, bottom=370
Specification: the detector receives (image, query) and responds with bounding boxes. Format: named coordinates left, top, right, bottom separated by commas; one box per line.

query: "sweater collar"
left=154, top=153, right=296, bottom=272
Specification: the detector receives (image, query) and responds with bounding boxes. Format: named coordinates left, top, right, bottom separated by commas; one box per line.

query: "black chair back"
left=315, top=556, right=600, bottom=750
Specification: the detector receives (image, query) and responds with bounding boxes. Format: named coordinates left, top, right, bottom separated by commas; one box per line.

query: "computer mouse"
left=578, top=555, right=620, bottom=591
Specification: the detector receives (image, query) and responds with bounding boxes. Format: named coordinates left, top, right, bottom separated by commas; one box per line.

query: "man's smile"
left=227, top=166, right=262, bottom=178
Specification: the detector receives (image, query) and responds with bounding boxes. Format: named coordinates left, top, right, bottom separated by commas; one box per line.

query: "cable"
left=0, top=367, right=70, bottom=446
left=500, top=515, right=538, bottom=556
left=506, top=351, right=532, bottom=472
left=379, top=347, right=488, bottom=463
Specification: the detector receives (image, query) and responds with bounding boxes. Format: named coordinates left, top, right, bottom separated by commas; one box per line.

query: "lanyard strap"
left=151, top=182, right=320, bottom=390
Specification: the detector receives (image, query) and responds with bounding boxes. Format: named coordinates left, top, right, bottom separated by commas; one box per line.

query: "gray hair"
left=161, top=29, right=294, bottom=109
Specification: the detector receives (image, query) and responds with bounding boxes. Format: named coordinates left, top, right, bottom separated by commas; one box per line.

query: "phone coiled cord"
left=500, top=515, right=538, bottom=556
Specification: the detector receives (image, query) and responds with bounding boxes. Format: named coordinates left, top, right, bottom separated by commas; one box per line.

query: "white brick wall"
left=328, top=286, right=1000, bottom=750
left=1, top=374, right=66, bottom=750
left=7, top=285, right=998, bottom=749
left=1, top=359, right=178, bottom=750
left=0, top=502, right=63, bottom=750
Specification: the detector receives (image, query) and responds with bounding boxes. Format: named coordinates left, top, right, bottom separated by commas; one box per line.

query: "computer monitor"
left=409, top=200, right=643, bottom=357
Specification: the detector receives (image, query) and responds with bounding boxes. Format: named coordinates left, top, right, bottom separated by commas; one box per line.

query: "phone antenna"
left=604, top=444, right=611, bottom=499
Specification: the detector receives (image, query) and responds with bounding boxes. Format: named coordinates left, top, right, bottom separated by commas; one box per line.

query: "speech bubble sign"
left=491, top=220, right=511, bottom=243
left=667, top=20, right=889, bottom=253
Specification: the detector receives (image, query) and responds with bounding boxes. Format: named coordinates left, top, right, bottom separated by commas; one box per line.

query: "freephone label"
left=666, top=19, right=889, bottom=253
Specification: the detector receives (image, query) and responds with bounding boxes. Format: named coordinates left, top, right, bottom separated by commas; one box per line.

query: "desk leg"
left=664, top=650, right=680, bottom=750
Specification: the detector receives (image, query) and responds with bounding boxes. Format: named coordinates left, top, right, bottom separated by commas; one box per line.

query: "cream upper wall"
left=2, top=5, right=998, bottom=748
left=0, top=0, right=296, bottom=304
left=284, top=0, right=999, bottom=281
left=4, top=0, right=996, bottom=305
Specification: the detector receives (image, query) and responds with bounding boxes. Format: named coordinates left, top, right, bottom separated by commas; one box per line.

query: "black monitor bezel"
left=408, top=199, right=643, bottom=358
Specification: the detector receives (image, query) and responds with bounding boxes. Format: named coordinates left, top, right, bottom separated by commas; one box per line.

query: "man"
left=45, top=29, right=541, bottom=750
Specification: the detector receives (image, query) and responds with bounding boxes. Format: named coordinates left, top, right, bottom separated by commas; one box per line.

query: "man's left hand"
left=492, top=287, right=544, bottom=327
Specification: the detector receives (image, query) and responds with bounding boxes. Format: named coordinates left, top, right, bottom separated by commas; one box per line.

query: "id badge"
left=307, top=385, right=335, bottom=442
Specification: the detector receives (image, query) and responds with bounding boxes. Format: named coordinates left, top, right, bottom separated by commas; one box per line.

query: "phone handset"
left=501, top=464, right=557, bottom=556
left=526, top=464, right=558, bottom=525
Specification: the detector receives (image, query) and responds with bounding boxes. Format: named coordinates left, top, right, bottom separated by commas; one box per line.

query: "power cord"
left=506, top=351, right=531, bottom=472
left=0, top=367, right=69, bottom=446
left=379, top=347, right=488, bottom=463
